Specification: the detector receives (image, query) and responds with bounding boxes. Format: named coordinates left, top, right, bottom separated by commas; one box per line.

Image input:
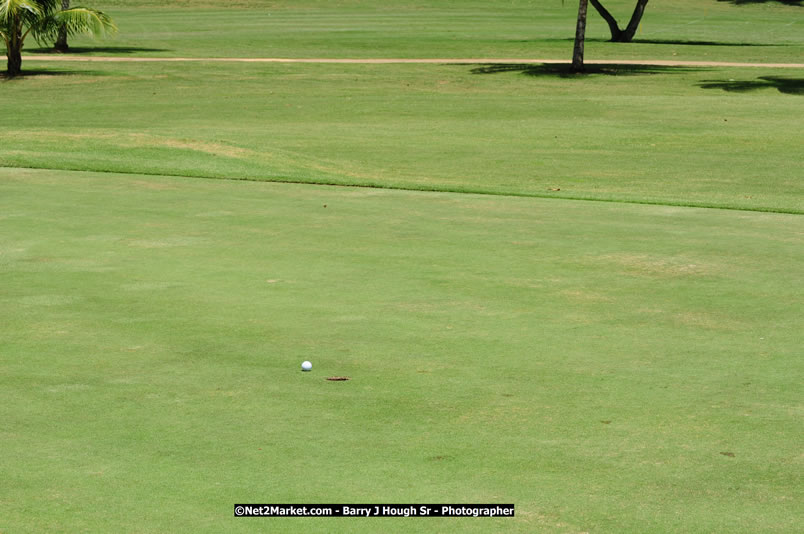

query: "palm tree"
left=53, top=0, right=68, bottom=51
left=572, top=0, right=589, bottom=72
left=1, top=0, right=115, bottom=77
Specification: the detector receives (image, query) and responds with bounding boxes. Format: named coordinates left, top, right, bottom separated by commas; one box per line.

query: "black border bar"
left=234, top=504, right=515, bottom=518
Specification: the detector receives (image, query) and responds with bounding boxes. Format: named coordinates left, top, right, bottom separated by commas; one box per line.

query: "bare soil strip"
left=20, top=56, right=804, bottom=68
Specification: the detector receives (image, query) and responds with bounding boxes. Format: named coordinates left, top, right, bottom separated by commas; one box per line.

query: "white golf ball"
left=301, top=361, right=312, bottom=371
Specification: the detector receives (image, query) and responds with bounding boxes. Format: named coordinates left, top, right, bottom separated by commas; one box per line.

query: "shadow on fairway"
left=698, top=76, right=804, bottom=95
left=469, top=63, right=705, bottom=78
left=717, top=0, right=801, bottom=6
left=630, top=38, right=793, bottom=47
left=26, top=46, right=171, bottom=54
left=541, top=37, right=791, bottom=47
left=1, top=68, right=111, bottom=80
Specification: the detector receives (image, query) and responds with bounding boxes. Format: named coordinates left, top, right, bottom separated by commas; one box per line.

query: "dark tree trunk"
left=589, top=0, right=649, bottom=43
left=54, top=0, right=71, bottom=52
left=7, top=46, right=22, bottom=77
left=620, top=0, right=649, bottom=42
left=54, top=28, right=69, bottom=52
left=589, top=0, right=622, bottom=41
left=6, top=18, right=24, bottom=77
left=572, top=0, right=589, bottom=73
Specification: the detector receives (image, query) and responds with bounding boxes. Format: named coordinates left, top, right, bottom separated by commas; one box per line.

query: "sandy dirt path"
left=20, top=56, right=804, bottom=68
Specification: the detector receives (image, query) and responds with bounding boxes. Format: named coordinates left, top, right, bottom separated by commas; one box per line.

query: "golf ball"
left=301, top=361, right=312, bottom=371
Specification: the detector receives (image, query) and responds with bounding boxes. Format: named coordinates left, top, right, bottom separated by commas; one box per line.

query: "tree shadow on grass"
left=26, top=46, right=171, bottom=54
left=630, top=38, right=792, bottom=47
left=717, top=0, right=801, bottom=6
left=698, top=76, right=804, bottom=95
left=470, top=63, right=707, bottom=78
left=542, top=37, right=790, bottom=47
left=1, top=68, right=111, bottom=80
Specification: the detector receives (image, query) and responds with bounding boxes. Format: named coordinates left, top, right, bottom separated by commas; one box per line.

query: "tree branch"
left=622, top=0, right=649, bottom=41
left=589, top=0, right=622, bottom=41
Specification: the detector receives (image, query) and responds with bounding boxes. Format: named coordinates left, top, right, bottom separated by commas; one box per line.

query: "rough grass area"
left=1, top=168, right=801, bottom=533
left=2, top=61, right=802, bottom=213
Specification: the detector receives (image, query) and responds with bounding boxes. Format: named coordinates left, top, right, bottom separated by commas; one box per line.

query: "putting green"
left=1, top=167, right=801, bottom=532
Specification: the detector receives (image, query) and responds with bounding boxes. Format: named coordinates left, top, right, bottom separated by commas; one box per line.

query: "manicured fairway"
left=7, top=1, right=803, bottom=212
left=2, top=60, right=802, bottom=213
left=39, top=0, right=804, bottom=63
left=1, top=168, right=801, bottom=533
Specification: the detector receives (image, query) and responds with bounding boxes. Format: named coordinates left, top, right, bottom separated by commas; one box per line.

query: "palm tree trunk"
left=7, top=44, right=22, bottom=77
left=7, top=20, right=23, bottom=77
left=572, top=0, right=589, bottom=73
left=54, top=0, right=71, bottom=52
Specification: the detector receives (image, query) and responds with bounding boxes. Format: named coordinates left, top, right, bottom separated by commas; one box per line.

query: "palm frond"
left=59, top=6, right=116, bottom=36
left=0, top=0, right=42, bottom=22
left=31, top=6, right=116, bottom=44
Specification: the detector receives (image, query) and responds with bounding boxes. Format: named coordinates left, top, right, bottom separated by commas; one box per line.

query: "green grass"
left=2, top=1, right=803, bottom=531
left=28, top=0, right=802, bottom=63
left=1, top=167, right=801, bottom=533
left=2, top=61, right=803, bottom=213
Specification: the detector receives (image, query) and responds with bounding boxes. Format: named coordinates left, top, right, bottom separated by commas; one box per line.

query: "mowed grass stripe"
left=1, top=167, right=801, bottom=533
left=48, top=0, right=803, bottom=63
left=2, top=163, right=802, bottom=216
left=1, top=62, right=801, bottom=214
left=19, top=57, right=804, bottom=68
